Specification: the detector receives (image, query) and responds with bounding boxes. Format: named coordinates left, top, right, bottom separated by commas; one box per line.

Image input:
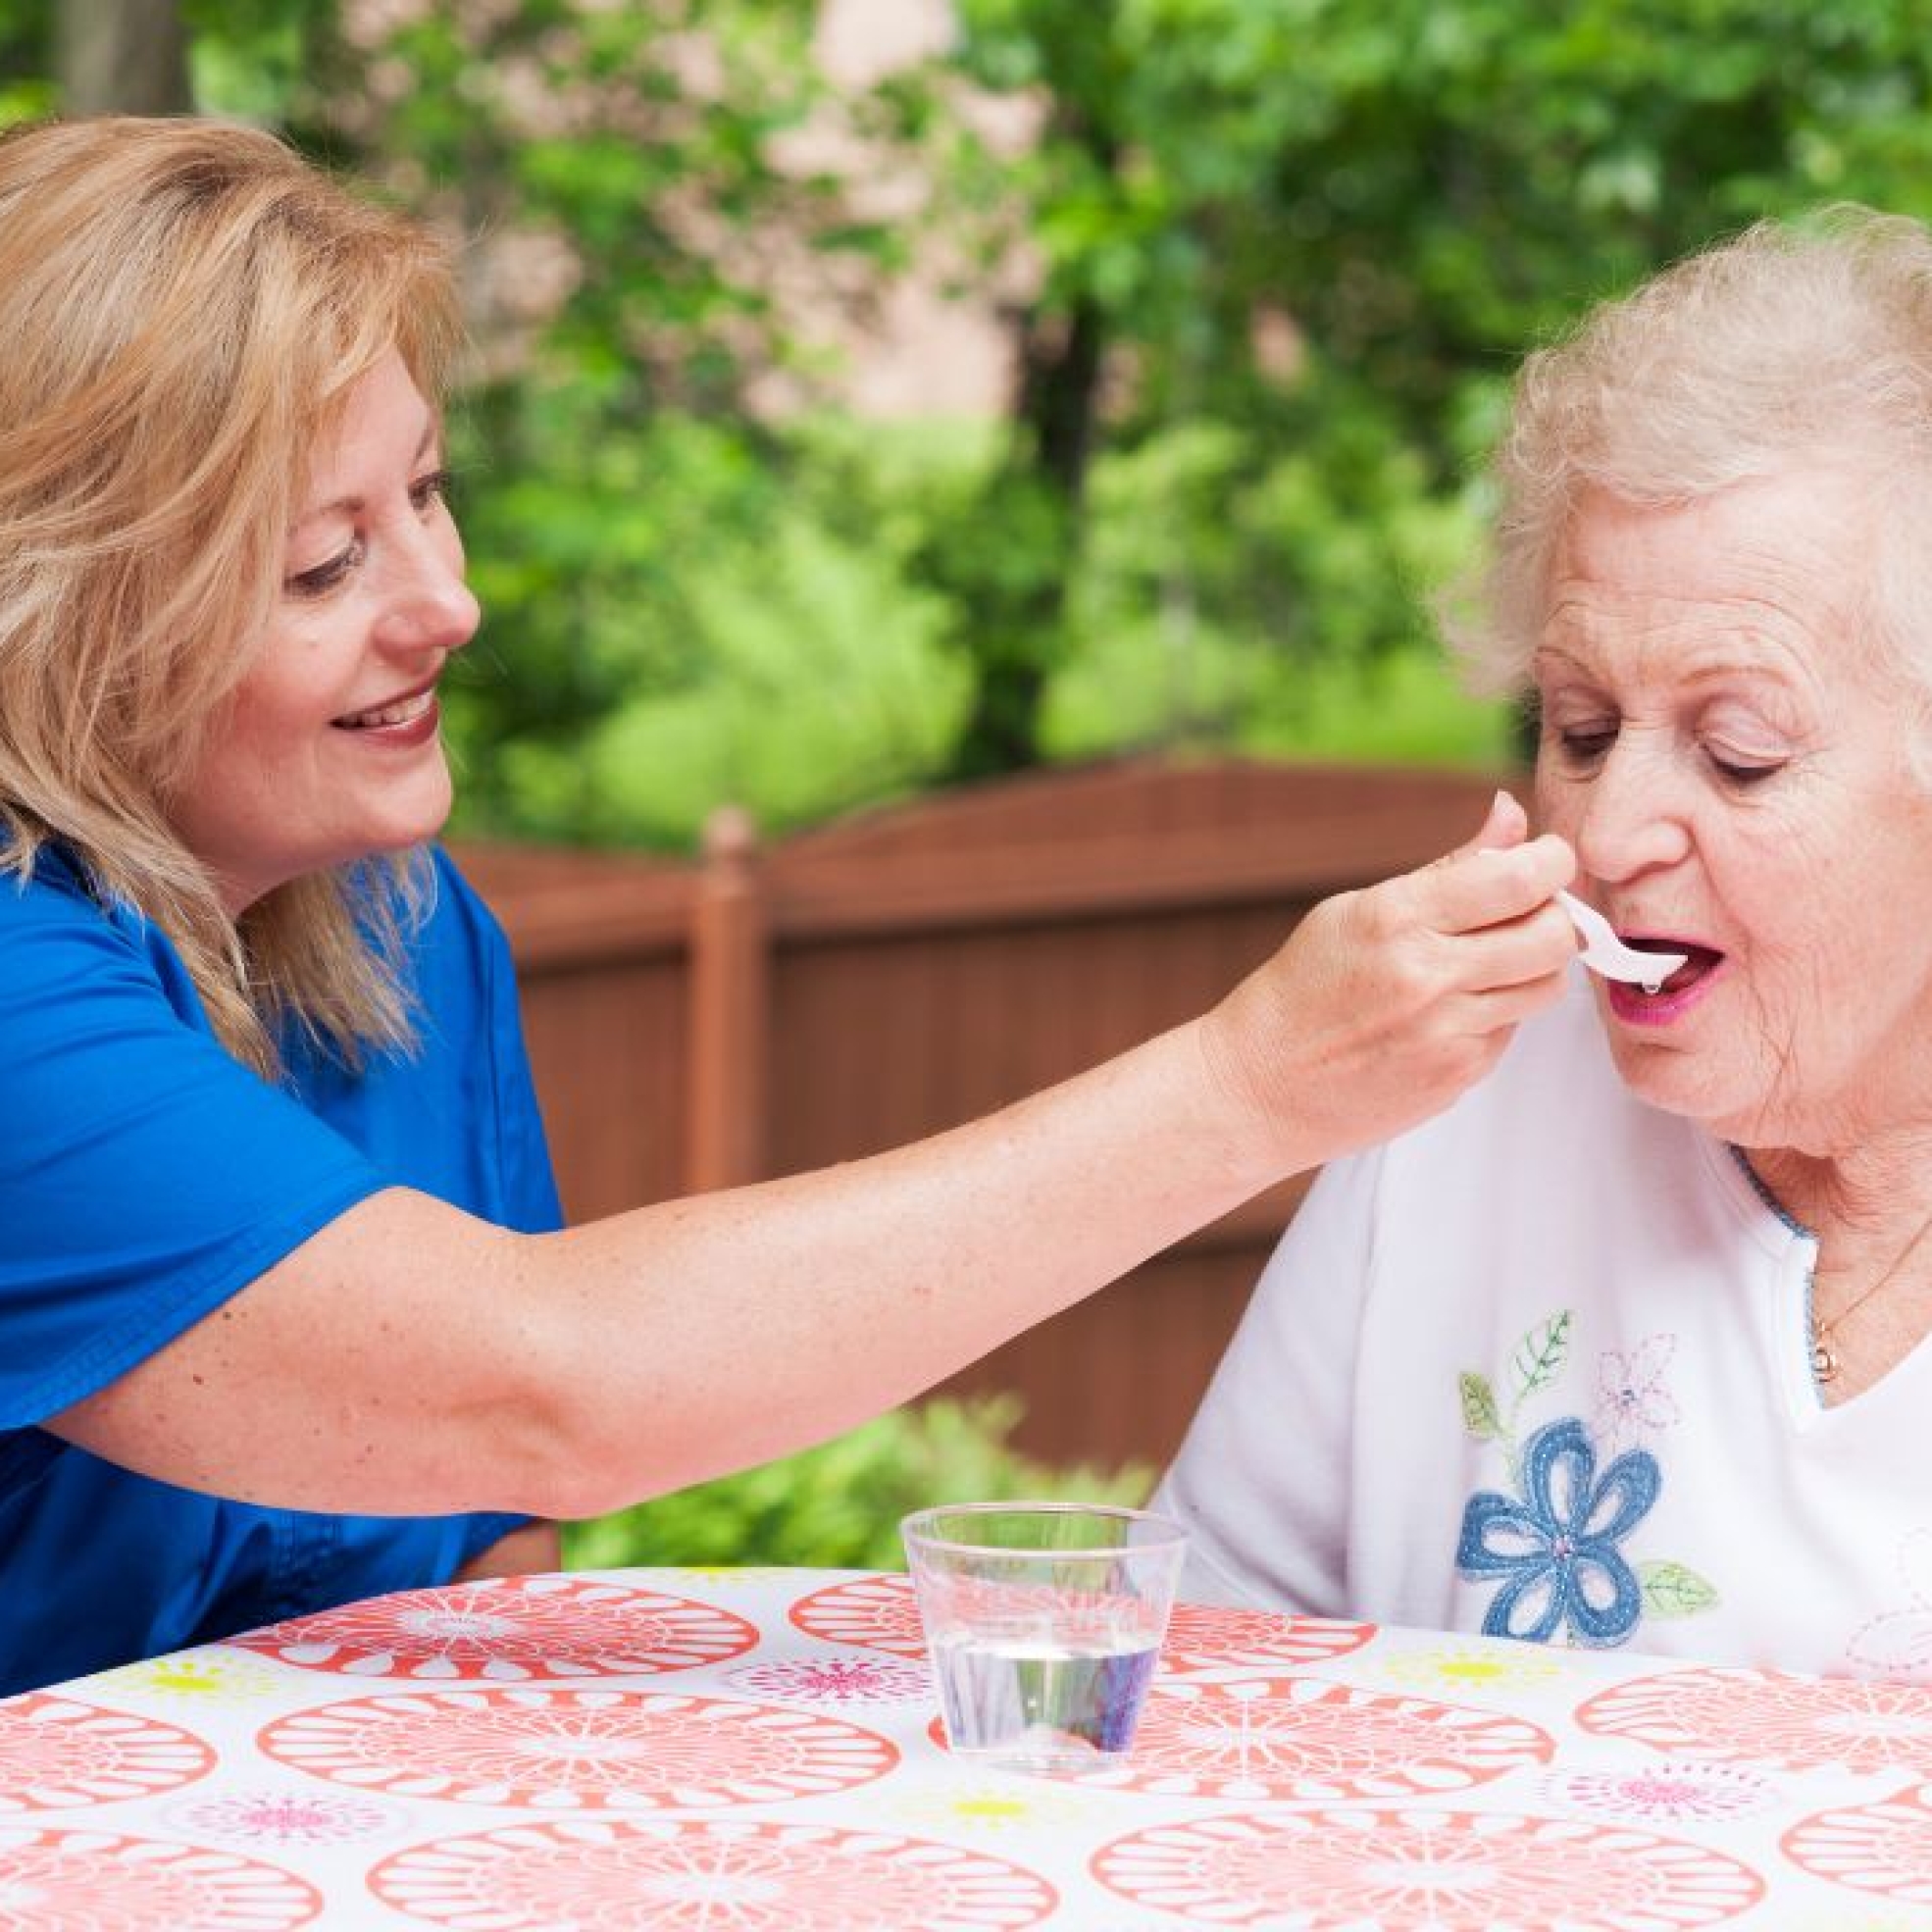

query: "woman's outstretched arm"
left=53, top=799, right=1575, bottom=1520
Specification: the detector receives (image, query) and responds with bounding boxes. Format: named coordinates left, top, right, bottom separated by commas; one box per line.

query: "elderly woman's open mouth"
left=1604, top=940, right=1726, bottom=1021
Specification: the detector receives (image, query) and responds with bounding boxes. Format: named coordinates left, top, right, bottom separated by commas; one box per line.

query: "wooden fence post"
left=685, top=804, right=769, bottom=1195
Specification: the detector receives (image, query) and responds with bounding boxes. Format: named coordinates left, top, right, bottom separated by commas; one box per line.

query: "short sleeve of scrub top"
left=0, top=844, right=565, bottom=1693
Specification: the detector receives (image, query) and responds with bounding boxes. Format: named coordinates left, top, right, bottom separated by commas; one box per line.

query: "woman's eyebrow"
left=293, top=417, right=440, bottom=526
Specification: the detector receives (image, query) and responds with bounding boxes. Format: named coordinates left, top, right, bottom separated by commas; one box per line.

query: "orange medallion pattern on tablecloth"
left=1781, top=1780, right=1932, bottom=1906
left=1157, top=1604, right=1377, bottom=1676
left=790, top=1572, right=927, bottom=1655
left=0, top=1697, right=215, bottom=1812
left=787, top=1575, right=1379, bottom=1682
left=0, top=1825, right=320, bottom=1931
left=1576, top=1667, right=1932, bottom=1775
left=1092, top=1806, right=1765, bottom=1929
left=368, top=1816, right=1058, bottom=1929
left=259, top=1686, right=897, bottom=1810
left=229, top=1574, right=758, bottom=1681
left=1076, top=1675, right=1554, bottom=1801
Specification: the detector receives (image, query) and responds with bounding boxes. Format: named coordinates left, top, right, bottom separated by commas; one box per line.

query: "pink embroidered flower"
left=1595, top=1335, right=1681, bottom=1453
left=1846, top=1526, right=1932, bottom=1684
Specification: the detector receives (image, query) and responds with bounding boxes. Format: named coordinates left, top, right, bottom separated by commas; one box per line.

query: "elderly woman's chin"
left=1597, top=1011, right=1754, bottom=1138
left=1595, top=985, right=1922, bottom=1158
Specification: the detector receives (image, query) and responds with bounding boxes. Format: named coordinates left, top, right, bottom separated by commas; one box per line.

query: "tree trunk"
left=58, top=0, right=192, bottom=116
left=947, top=293, right=1107, bottom=780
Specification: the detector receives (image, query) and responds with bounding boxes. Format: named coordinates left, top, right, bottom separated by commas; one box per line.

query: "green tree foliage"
left=9, top=2, right=1932, bottom=835
left=915, top=0, right=1932, bottom=774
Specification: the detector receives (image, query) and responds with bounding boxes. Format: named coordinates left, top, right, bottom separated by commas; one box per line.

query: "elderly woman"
left=1160, top=208, right=1932, bottom=1680
left=0, top=115, right=1579, bottom=1698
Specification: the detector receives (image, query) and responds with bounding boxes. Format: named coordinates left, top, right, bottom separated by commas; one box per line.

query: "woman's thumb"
left=1453, top=788, right=1528, bottom=858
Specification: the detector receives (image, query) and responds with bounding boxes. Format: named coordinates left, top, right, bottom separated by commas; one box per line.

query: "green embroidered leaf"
left=1639, top=1560, right=1720, bottom=1617
left=1511, top=1311, right=1573, bottom=1399
left=1459, top=1372, right=1501, bottom=1440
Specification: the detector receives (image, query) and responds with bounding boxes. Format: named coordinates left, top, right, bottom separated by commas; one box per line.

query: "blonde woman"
left=0, top=117, right=1576, bottom=1694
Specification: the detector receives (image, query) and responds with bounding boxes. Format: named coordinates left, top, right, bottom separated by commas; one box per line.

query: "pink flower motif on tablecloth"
left=1536, top=1759, right=1779, bottom=1825
left=260, top=1686, right=897, bottom=1810
left=1782, top=1780, right=1932, bottom=1906
left=1092, top=1805, right=1764, bottom=1929
left=165, top=1787, right=404, bottom=1847
left=1595, top=1335, right=1681, bottom=1455
left=230, top=1574, right=758, bottom=1681
left=0, top=1825, right=321, bottom=1930
left=1577, top=1667, right=1932, bottom=1775
left=0, top=1696, right=214, bottom=1812
left=790, top=1573, right=926, bottom=1656
left=1846, top=1527, right=1932, bottom=1685
left=368, top=1816, right=1057, bottom=1930
left=1074, top=1676, right=1553, bottom=1802
left=721, top=1654, right=932, bottom=1705
left=1157, top=1603, right=1376, bottom=1676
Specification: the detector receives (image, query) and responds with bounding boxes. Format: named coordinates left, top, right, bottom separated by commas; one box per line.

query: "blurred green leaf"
left=562, top=1396, right=1153, bottom=1573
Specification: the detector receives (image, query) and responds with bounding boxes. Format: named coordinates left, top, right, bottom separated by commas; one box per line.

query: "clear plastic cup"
left=900, top=1500, right=1188, bottom=1775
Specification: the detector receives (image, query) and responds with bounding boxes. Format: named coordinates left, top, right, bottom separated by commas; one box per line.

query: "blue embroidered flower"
left=1456, top=1416, right=1659, bottom=1647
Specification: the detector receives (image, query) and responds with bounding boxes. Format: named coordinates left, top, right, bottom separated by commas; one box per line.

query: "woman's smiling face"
left=1533, top=469, right=1932, bottom=1154
left=173, top=349, right=479, bottom=913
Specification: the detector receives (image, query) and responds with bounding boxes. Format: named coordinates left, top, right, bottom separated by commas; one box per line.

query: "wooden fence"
left=453, top=757, right=1507, bottom=1472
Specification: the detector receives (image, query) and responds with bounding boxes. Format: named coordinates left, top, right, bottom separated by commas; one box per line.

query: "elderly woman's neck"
left=1749, top=1131, right=1932, bottom=1239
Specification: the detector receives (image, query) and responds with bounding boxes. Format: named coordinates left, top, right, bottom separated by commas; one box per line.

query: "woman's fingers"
left=1398, top=831, right=1576, bottom=941
left=1196, top=793, right=1580, bottom=1171
left=1437, top=895, right=1581, bottom=993
left=1443, top=786, right=1529, bottom=860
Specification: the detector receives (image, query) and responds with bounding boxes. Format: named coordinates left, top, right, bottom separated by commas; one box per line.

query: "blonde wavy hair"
left=0, top=116, right=464, bottom=1075
left=1453, top=205, right=1932, bottom=756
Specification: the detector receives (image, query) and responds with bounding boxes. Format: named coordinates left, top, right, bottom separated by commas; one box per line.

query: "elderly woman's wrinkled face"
left=1533, top=470, right=1932, bottom=1154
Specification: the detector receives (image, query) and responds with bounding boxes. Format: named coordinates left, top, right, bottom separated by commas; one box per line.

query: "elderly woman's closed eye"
left=1160, top=207, right=1932, bottom=1684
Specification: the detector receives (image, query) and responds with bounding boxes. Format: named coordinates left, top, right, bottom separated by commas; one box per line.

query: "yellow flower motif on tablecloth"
left=1376, top=1641, right=1569, bottom=1694
left=91, top=1651, right=283, bottom=1701
left=890, top=1779, right=1093, bottom=1833
left=657, top=1566, right=798, bottom=1586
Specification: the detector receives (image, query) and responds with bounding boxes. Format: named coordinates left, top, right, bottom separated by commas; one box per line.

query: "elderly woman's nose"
left=1572, top=736, right=1692, bottom=882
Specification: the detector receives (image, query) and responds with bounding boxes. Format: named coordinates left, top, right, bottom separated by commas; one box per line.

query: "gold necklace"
left=1810, top=1209, right=1932, bottom=1385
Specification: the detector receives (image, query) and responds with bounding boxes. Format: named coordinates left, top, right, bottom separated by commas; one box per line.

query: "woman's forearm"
left=534, top=1017, right=1269, bottom=1509
left=51, top=802, right=1578, bottom=1519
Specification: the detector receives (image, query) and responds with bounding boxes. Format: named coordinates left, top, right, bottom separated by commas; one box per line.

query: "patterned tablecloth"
left=5, top=1566, right=1932, bottom=1928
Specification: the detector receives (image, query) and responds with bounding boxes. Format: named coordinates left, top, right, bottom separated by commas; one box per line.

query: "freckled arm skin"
left=51, top=801, right=1576, bottom=1524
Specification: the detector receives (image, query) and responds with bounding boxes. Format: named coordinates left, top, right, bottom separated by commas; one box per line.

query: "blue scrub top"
left=0, top=846, right=564, bottom=1694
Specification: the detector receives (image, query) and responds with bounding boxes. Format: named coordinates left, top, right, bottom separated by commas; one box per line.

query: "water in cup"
left=931, top=1628, right=1160, bottom=1763
left=901, top=1501, right=1188, bottom=1776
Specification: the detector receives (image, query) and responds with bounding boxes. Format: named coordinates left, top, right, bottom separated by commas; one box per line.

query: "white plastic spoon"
left=1557, top=890, right=1688, bottom=992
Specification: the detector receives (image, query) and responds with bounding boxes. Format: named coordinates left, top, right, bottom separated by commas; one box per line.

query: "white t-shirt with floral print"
left=1156, top=968, right=1932, bottom=1680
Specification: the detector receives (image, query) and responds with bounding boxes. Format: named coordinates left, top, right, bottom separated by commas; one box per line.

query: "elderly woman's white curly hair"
left=1453, top=205, right=1932, bottom=766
